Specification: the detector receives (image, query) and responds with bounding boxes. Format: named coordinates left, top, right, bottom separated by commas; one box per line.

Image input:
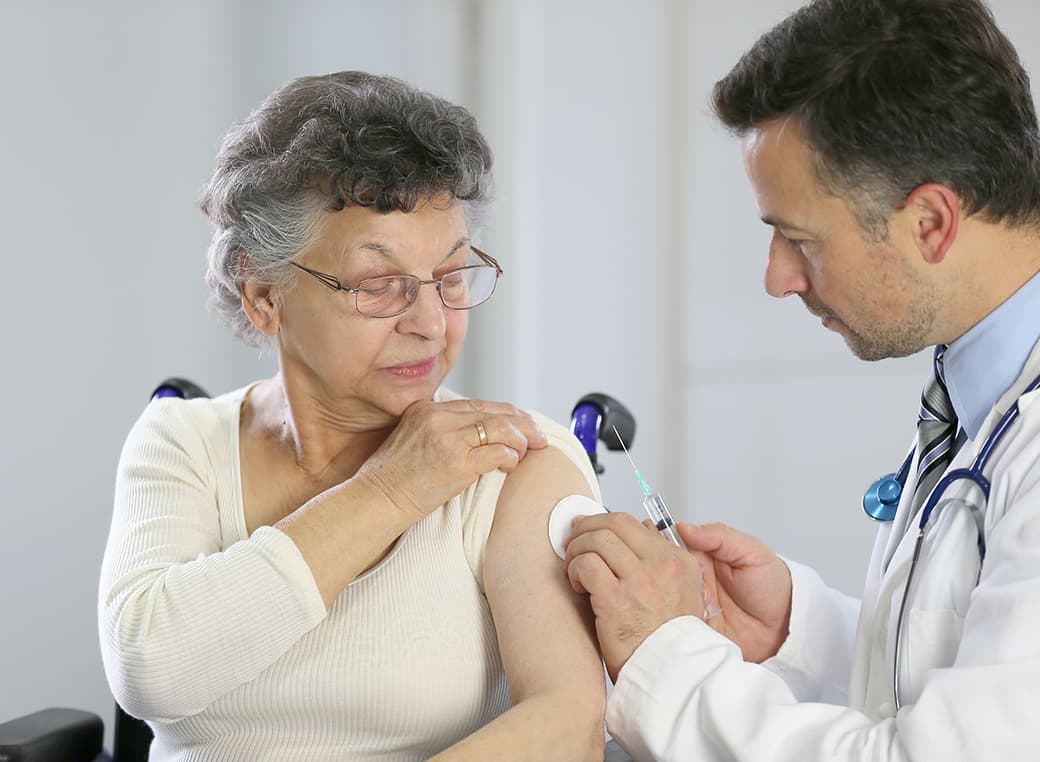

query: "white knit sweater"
left=98, top=385, right=598, bottom=761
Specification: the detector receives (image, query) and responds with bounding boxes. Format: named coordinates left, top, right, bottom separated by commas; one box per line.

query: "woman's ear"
left=905, top=183, right=960, bottom=264
left=241, top=280, right=280, bottom=337
left=238, top=253, right=281, bottom=337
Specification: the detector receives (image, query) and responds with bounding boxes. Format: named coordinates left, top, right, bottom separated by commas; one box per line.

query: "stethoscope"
left=861, top=372, right=1040, bottom=710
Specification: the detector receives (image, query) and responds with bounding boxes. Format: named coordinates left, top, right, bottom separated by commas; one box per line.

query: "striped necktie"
left=913, top=344, right=959, bottom=509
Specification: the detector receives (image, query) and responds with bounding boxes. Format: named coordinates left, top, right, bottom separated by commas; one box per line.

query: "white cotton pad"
left=548, top=494, right=608, bottom=560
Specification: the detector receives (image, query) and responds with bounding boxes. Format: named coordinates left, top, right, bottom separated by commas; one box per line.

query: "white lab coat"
left=606, top=341, right=1040, bottom=761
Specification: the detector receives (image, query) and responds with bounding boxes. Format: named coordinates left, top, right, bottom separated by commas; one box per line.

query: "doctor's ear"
left=905, top=183, right=961, bottom=264
left=238, top=254, right=281, bottom=337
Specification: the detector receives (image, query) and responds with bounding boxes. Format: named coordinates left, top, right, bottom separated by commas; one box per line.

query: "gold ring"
left=474, top=421, right=488, bottom=447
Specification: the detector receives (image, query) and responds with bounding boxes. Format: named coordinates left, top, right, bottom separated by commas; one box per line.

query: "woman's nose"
left=397, top=282, right=447, bottom=338
left=764, top=230, right=810, bottom=298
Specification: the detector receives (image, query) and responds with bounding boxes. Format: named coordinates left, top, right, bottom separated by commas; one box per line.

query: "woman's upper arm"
left=482, top=430, right=606, bottom=709
left=100, top=399, right=326, bottom=720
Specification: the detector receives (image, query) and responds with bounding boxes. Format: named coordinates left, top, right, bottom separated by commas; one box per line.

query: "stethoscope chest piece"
left=863, top=473, right=903, bottom=521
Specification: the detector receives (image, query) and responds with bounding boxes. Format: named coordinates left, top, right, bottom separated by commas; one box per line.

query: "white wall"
left=465, top=0, right=679, bottom=527
left=3, top=0, right=1039, bottom=753
left=0, top=1, right=246, bottom=749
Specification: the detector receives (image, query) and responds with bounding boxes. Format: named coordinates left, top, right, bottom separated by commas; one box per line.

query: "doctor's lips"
left=385, top=356, right=439, bottom=378
left=801, top=298, right=835, bottom=323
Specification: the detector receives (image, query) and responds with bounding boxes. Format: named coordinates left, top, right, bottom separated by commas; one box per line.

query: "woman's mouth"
left=385, top=356, right=438, bottom=379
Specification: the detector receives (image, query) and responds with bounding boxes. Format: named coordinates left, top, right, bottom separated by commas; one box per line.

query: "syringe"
left=613, top=426, right=722, bottom=620
left=613, top=426, right=686, bottom=548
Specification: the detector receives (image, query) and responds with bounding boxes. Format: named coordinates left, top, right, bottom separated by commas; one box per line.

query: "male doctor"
left=565, top=1, right=1040, bottom=760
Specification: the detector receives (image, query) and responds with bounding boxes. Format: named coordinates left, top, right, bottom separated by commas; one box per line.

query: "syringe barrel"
left=642, top=493, right=688, bottom=550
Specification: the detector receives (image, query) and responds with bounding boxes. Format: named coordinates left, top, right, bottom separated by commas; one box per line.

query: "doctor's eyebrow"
left=761, top=215, right=816, bottom=237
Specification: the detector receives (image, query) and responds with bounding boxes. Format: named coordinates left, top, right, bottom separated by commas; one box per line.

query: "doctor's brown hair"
left=711, top=0, right=1040, bottom=240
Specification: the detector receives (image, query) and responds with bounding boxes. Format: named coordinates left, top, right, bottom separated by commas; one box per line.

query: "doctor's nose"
left=764, top=231, right=810, bottom=299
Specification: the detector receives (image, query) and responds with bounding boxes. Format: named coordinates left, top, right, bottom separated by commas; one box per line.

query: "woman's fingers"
left=443, top=399, right=549, bottom=452
left=359, top=398, right=554, bottom=519
left=467, top=441, right=521, bottom=474
left=457, top=403, right=551, bottom=474
left=469, top=416, right=536, bottom=459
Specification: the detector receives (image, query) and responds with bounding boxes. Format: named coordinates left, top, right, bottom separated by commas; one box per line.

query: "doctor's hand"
left=564, top=512, right=705, bottom=682
left=678, top=522, right=792, bottom=664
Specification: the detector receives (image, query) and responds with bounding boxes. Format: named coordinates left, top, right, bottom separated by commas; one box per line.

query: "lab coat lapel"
left=850, top=337, right=1040, bottom=717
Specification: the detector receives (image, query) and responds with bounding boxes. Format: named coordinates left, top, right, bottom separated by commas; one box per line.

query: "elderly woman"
left=98, top=71, right=606, bottom=761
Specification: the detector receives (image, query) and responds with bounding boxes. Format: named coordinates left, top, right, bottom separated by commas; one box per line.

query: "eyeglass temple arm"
left=472, top=246, right=502, bottom=275
left=291, top=262, right=357, bottom=293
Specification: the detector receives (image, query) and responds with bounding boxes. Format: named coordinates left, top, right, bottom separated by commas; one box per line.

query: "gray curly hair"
left=200, top=71, right=495, bottom=348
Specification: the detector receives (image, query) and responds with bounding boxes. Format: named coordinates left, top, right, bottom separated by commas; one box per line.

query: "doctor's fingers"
left=566, top=524, right=700, bottom=600
left=677, top=522, right=777, bottom=567
left=566, top=550, right=620, bottom=596
left=569, top=511, right=665, bottom=559
left=568, top=545, right=702, bottom=629
left=564, top=526, right=647, bottom=583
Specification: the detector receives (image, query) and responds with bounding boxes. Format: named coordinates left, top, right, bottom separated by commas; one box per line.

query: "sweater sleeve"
left=98, top=397, right=328, bottom=722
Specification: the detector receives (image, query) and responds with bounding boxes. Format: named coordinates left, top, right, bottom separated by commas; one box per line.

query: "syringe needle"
left=612, top=425, right=650, bottom=496
left=612, top=425, right=637, bottom=470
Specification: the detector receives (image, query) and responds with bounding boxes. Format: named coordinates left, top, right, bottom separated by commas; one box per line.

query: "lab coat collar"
left=943, top=269, right=1040, bottom=439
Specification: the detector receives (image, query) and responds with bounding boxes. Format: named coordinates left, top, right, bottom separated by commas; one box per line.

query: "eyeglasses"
left=290, top=247, right=503, bottom=318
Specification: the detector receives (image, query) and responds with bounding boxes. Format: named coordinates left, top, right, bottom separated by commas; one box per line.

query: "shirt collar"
left=944, top=269, right=1040, bottom=440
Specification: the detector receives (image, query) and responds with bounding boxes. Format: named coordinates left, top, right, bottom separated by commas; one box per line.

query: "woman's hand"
left=678, top=522, right=792, bottom=663
left=355, top=398, right=548, bottom=520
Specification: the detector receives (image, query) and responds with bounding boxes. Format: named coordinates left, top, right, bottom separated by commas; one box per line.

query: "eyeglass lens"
left=356, top=252, right=498, bottom=317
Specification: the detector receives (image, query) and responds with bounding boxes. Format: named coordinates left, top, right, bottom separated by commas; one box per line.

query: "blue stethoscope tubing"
left=863, top=372, right=1040, bottom=709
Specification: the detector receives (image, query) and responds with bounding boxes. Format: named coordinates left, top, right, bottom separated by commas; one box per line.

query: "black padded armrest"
left=0, top=708, right=103, bottom=762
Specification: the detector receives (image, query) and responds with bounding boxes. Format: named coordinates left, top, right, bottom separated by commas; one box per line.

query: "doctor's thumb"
left=677, top=522, right=771, bottom=565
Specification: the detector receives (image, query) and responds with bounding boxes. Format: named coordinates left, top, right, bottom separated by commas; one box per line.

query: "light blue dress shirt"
left=944, top=269, right=1040, bottom=440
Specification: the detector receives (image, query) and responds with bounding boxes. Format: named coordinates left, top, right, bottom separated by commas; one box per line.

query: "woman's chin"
left=377, top=382, right=443, bottom=418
